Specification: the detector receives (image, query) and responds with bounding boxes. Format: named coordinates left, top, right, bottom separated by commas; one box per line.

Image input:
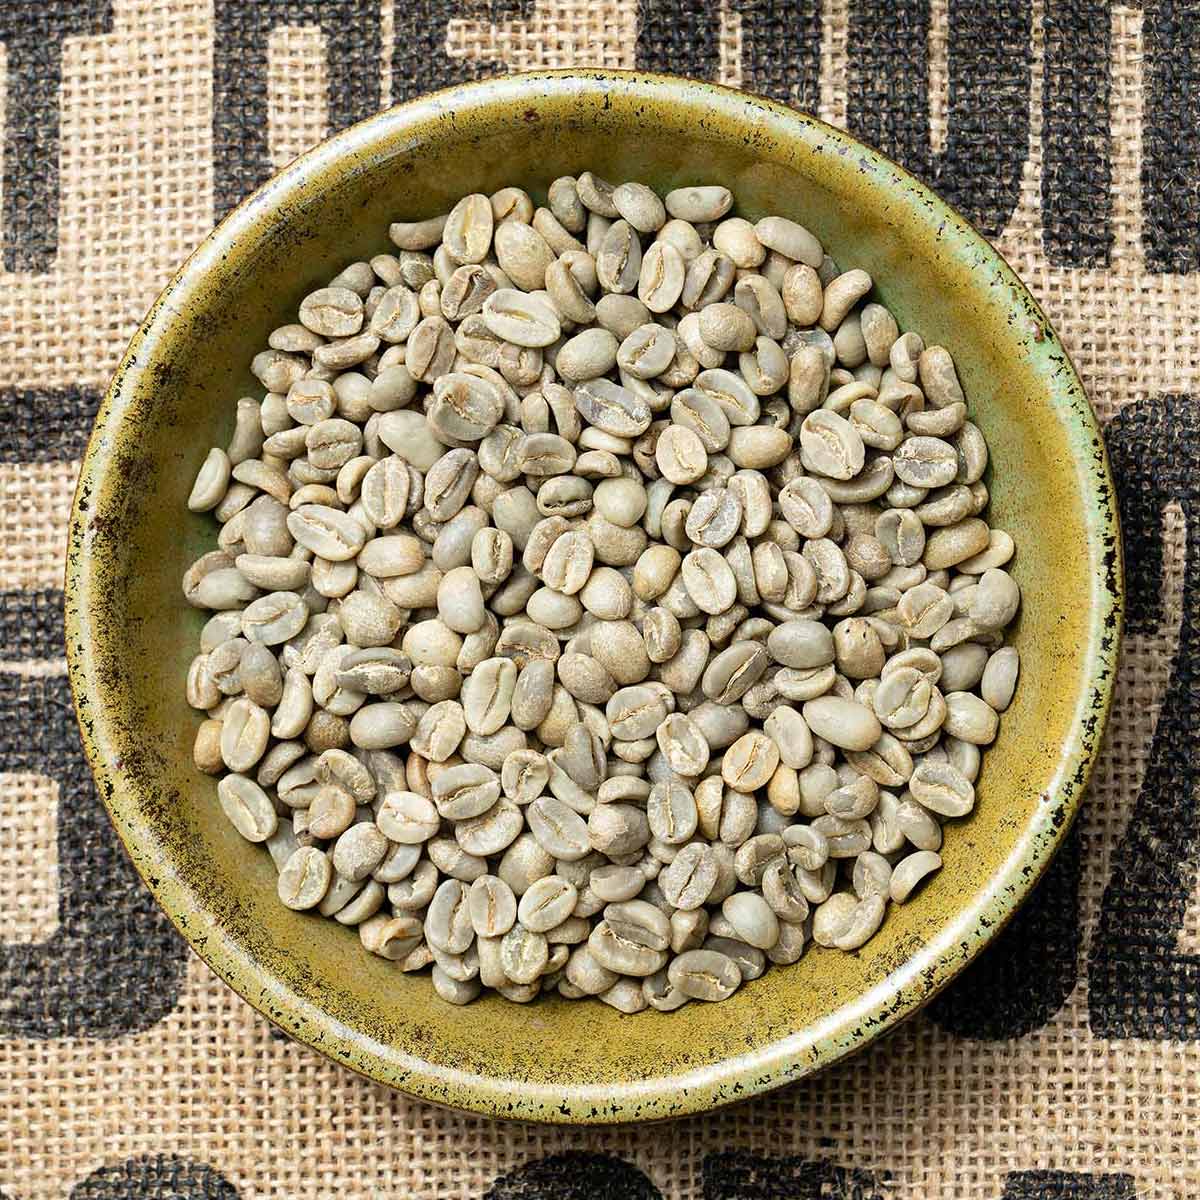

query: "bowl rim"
left=65, top=68, right=1123, bottom=1124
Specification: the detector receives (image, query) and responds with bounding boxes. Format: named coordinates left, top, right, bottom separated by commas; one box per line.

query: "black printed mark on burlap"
left=391, top=1, right=538, bottom=107
left=70, top=1155, right=241, bottom=1199
left=213, top=3, right=541, bottom=217
left=1042, top=0, right=1112, bottom=266
left=0, top=589, right=66, bottom=661
left=0, top=1, right=114, bottom=273
left=1089, top=396, right=1200, bottom=1037
left=635, top=1, right=823, bottom=113
left=731, top=1, right=823, bottom=113
left=212, top=0, right=383, bottom=219
left=636, top=0, right=721, bottom=79
left=1143, top=1, right=1200, bottom=272
left=927, top=824, right=1081, bottom=1038
left=1001, top=1170, right=1136, bottom=1200
left=0, top=589, right=186, bottom=1039
left=846, top=1, right=1032, bottom=239
left=702, top=1152, right=891, bottom=1200
left=483, top=1152, right=662, bottom=1200
left=0, top=387, right=102, bottom=464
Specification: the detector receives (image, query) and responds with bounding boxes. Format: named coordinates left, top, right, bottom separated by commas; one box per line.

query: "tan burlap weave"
left=0, top=2, right=1195, bottom=1196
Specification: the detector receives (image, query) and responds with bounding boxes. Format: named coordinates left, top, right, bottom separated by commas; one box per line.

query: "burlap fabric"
left=0, top=1, right=1195, bottom=1195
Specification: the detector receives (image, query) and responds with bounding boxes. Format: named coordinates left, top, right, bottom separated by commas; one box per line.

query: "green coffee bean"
left=187, top=175, right=1020, bottom=1010
left=218, top=773, right=277, bottom=842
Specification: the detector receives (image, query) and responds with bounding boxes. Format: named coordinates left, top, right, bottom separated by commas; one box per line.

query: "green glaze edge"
left=65, top=70, right=1123, bottom=1124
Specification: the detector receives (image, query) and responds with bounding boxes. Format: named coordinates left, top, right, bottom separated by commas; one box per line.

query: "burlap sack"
left=1, top=2, right=1196, bottom=1196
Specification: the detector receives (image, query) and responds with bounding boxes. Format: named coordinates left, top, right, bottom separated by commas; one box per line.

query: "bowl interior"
left=67, top=72, right=1120, bottom=1122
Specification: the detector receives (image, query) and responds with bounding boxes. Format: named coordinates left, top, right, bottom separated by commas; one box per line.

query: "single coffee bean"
left=665, top=185, right=733, bottom=223
left=819, top=269, right=872, bottom=331
left=800, top=410, right=865, bottom=480
left=371, top=789, right=438, bottom=844
left=590, top=865, right=647, bottom=903
left=528, top=795, right=591, bottom=861
left=721, top=892, right=780, bottom=950
left=275, top=845, right=333, bottom=910
left=681, top=548, right=738, bottom=615
left=575, top=377, right=652, bottom=437
left=722, top=731, right=780, bottom=793
left=518, top=876, right=579, bottom=933
left=220, top=698, right=271, bottom=773
left=217, top=773, right=277, bottom=842
left=888, top=850, right=941, bottom=902
left=595, top=218, right=644, bottom=294
left=493, top=221, right=556, bottom=291
left=910, top=759, right=976, bottom=816
left=801, top=695, right=882, bottom=752
left=647, top=780, right=699, bottom=845
left=588, top=803, right=651, bottom=857
left=587, top=920, right=666, bottom=978
left=942, top=691, right=1000, bottom=745
left=981, top=646, right=1020, bottom=711
left=698, top=303, right=756, bottom=352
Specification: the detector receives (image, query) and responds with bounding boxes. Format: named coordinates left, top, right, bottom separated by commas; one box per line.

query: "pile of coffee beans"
left=183, top=174, right=1020, bottom=1011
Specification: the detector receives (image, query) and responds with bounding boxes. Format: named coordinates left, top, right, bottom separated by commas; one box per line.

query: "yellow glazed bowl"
left=66, top=71, right=1122, bottom=1123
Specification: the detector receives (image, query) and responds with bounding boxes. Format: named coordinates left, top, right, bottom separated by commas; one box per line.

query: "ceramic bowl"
left=66, top=70, right=1122, bottom=1123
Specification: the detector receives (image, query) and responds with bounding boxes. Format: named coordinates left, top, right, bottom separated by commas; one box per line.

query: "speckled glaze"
left=65, top=71, right=1122, bottom=1124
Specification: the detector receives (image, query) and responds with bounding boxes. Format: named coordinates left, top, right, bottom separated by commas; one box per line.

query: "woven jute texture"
left=1, top=1, right=1197, bottom=1196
